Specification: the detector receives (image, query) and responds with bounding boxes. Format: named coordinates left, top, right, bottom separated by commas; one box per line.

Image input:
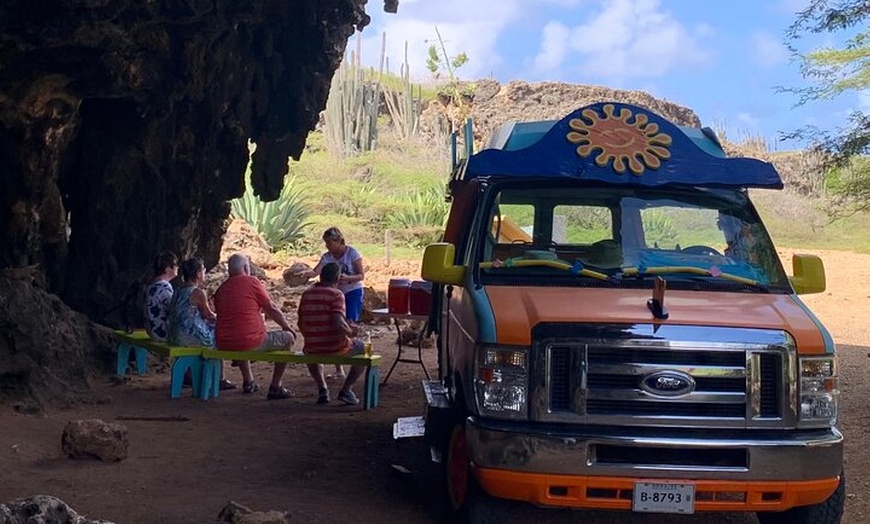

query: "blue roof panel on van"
left=467, top=102, right=782, bottom=189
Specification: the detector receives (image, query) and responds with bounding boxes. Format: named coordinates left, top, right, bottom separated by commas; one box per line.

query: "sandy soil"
left=0, top=248, right=867, bottom=524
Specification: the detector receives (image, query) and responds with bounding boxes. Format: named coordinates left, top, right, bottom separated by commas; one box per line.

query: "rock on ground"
left=61, top=419, right=129, bottom=463
left=216, top=501, right=291, bottom=524
left=220, top=219, right=278, bottom=269
left=0, top=495, right=115, bottom=524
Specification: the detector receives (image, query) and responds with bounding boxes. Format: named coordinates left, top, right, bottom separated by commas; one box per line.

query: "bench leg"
left=170, top=356, right=202, bottom=399
left=134, top=347, right=148, bottom=375
left=364, top=367, right=380, bottom=410
left=116, top=343, right=131, bottom=375
left=200, top=358, right=222, bottom=401
left=189, top=358, right=204, bottom=398
left=116, top=343, right=148, bottom=376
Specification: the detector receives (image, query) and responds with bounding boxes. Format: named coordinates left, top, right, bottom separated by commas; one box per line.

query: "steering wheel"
left=680, top=245, right=723, bottom=257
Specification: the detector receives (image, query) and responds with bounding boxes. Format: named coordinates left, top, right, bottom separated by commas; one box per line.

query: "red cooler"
left=388, top=278, right=411, bottom=314
left=409, top=280, right=432, bottom=315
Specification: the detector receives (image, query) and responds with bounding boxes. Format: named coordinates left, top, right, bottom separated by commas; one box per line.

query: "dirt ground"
left=0, top=248, right=867, bottom=524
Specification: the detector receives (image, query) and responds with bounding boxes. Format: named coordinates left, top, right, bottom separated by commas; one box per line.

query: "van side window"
left=493, top=204, right=535, bottom=243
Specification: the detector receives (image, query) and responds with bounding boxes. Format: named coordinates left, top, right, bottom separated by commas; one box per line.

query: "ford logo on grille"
left=640, top=371, right=696, bottom=397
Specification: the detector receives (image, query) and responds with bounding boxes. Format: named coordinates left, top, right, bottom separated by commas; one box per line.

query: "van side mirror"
left=422, top=243, right=466, bottom=285
left=790, top=254, right=826, bottom=295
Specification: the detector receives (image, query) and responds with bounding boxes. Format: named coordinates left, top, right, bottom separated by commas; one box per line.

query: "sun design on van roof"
left=566, top=104, right=672, bottom=175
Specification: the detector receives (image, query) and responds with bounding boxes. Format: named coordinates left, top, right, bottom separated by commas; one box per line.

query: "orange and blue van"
left=420, top=102, right=842, bottom=524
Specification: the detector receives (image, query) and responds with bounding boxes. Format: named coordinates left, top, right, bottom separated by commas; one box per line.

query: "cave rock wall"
left=0, top=0, right=395, bottom=404
left=0, top=0, right=380, bottom=322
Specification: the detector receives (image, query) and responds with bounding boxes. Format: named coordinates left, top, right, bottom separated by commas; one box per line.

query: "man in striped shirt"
left=297, top=262, right=365, bottom=405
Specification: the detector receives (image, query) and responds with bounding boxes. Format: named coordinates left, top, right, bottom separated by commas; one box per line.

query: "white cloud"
left=737, top=112, right=759, bottom=127
left=532, top=0, right=585, bottom=6
left=367, top=0, right=710, bottom=83
left=534, top=21, right=571, bottom=72
left=750, top=31, right=788, bottom=67
left=361, top=0, right=523, bottom=80
left=560, top=0, right=712, bottom=79
left=694, top=22, right=716, bottom=38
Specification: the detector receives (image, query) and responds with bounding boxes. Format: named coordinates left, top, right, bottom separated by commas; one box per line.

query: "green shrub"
left=230, top=174, right=313, bottom=251
left=386, top=187, right=449, bottom=247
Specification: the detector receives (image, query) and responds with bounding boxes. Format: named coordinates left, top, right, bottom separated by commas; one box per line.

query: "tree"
left=425, top=26, right=473, bottom=124
left=785, top=0, right=870, bottom=217
left=425, top=27, right=469, bottom=81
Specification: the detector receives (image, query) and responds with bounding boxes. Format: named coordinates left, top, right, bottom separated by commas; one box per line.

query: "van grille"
left=542, top=330, right=791, bottom=428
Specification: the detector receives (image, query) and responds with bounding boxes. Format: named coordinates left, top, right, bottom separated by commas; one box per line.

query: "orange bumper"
left=475, top=468, right=840, bottom=512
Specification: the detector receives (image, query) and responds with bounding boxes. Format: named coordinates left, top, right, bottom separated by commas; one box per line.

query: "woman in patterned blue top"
left=143, top=251, right=178, bottom=341
left=168, top=257, right=216, bottom=347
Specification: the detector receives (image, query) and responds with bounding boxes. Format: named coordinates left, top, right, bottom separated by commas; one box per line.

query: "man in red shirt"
left=214, top=253, right=296, bottom=400
left=297, top=262, right=365, bottom=405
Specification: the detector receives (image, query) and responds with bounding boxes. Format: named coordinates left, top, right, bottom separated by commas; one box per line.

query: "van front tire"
left=441, top=421, right=502, bottom=524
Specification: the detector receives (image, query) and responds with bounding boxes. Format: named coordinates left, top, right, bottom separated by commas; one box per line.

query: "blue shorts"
left=347, top=338, right=365, bottom=356
left=345, top=288, right=364, bottom=322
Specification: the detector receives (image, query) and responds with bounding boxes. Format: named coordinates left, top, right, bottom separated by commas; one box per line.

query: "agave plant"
left=386, top=187, right=449, bottom=247
left=387, top=187, right=449, bottom=228
left=231, top=174, right=313, bottom=251
left=642, top=208, right=678, bottom=246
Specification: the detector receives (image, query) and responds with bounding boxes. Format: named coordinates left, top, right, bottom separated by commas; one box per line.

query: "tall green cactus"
left=324, top=35, right=381, bottom=157
left=382, top=36, right=423, bottom=141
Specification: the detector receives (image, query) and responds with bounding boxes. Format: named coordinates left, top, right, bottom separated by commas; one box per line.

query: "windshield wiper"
left=621, top=266, right=767, bottom=289
left=480, top=259, right=611, bottom=281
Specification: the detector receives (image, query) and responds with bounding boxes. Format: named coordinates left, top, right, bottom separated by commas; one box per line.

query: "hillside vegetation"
left=237, top=80, right=870, bottom=260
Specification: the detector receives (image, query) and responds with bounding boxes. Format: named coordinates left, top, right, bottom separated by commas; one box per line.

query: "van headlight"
left=798, top=356, right=838, bottom=427
left=475, top=345, right=528, bottom=419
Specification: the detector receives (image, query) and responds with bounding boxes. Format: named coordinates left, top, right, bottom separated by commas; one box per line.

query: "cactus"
left=324, top=35, right=381, bottom=157
left=382, top=36, right=423, bottom=141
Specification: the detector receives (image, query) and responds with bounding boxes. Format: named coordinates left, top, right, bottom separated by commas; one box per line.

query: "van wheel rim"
left=447, top=425, right=469, bottom=510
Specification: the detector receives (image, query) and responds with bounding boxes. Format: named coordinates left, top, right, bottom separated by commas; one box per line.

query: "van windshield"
left=480, top=184, right=790, bottom=291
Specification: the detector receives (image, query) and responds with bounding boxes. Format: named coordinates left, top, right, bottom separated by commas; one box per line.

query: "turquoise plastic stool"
left=199, top=358, right=223, bottom=400
left=169, top=355, right=204, bottom=398
left=116, top=342, right=148, bottom=376
left=365, top=367, right=380, bottom=408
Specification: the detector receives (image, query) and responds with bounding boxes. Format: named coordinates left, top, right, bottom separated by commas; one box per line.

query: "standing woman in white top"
left=306, top=227, right=365, bottom=379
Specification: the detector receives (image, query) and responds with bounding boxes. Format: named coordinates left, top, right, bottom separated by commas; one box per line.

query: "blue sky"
left=359, top=0, right=860, bottom=151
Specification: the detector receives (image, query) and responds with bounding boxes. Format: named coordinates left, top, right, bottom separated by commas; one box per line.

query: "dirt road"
left=0, top=249, right=866, bottom=524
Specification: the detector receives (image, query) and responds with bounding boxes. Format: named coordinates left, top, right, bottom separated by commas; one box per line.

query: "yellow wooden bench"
left=200, top=349, right=382, bottom=409
left=113, top=330, right=206, bottom=398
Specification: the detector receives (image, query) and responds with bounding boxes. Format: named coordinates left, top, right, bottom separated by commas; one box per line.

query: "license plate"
left=632, top=482, right=695, bottom=514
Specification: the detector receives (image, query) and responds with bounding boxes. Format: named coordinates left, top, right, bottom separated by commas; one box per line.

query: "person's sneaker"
left=337, top=389, right=359, bottom=406
left=267, top=386, right=293, bottom=400
left=316, top=389, right=330, bottom=404
left=242, top=381, right=260, bottom=394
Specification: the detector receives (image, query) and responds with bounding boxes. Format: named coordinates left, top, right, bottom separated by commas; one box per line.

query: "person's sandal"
left=219, top=379, right=237, bottom=391
left=337, top=389, right=359, bottom=406
left=316, top=389, right=330, bottom=404
left=242, top=381, right=260, bottom=394
left=267, top=386, right=293, bottom=400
